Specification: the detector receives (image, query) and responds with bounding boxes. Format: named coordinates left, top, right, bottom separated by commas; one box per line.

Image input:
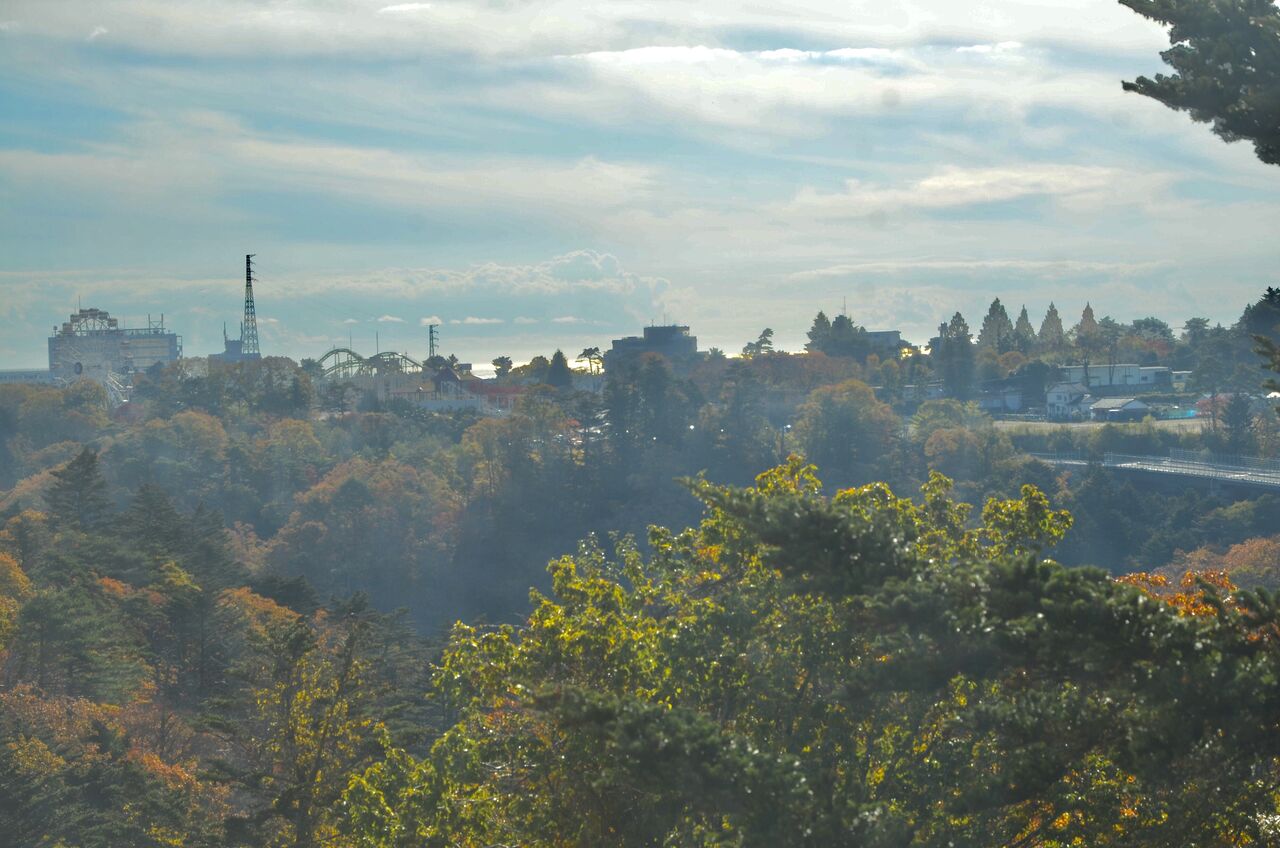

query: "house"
left=1046, top=383, right=1092, bottom=420
left=1090, top=397, right=1150, bottom=422
left=978, top=388, right=1024, bottom=413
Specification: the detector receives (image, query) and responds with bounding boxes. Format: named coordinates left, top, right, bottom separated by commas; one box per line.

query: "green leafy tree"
left=791, top=379, right=899, bottom=484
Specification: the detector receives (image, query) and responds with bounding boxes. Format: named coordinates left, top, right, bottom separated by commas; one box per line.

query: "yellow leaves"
left=696, top=544, right=723, bottom=564
left=6, top=735, right=66, bottom=776
left=1118, top=569, right=1238, bottom=618
left=1052, top=811, right=1073, bottom=830
left=0, top=551, right=32, bottom=598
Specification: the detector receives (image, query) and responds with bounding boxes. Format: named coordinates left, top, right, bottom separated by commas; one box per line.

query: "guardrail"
left=1027, top=451, right=1280, bottom=490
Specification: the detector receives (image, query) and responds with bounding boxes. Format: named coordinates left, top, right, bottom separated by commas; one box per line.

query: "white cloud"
left=342, top=318, right=360, bottom=324
left=418, top=315, right=442, bottom=326
left=86, top=25, right=107, bottom=41
left=452, top=316, right=504, bottom=325
left=781, top=164, right=1167, bottom=219
left=513, top=316, right=539, bottom=325
left=377, top=3, right=431, bottom=13
left=0, top=0, right=1170, bottom=60
left=376, top=314, right=405, bottom=323
left=551, top=315, right=583, bottom=324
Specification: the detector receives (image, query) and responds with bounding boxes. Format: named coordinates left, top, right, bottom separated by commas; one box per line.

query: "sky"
left=2, top=0, right=1278, bottom=369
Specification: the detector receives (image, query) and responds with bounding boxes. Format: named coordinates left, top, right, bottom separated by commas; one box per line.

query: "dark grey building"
left=605, top=325, right=699, bottom=371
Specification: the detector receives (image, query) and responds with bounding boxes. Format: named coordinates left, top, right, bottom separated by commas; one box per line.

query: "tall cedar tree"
left=1013, top=305, right=1037, bottom=353
left=977, top=298, right=1015, bottom=353
left=45, top=447, right=111, bottom=531
left=1038, top=301, right=1066, bottom=351
left=935, top=312, right=975, bottom=399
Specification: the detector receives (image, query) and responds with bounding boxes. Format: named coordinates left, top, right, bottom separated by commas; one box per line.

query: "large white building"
left=48, top=308, right=181, bottom=383
left=1059, top=363, right=1170, bottom=391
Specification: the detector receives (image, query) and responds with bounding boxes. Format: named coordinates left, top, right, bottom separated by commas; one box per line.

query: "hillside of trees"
left=0, top=284, right=1278, bottom=845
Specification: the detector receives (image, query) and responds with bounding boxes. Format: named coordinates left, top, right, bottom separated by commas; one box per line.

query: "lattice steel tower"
left=242, top=253, right=261, bottom=357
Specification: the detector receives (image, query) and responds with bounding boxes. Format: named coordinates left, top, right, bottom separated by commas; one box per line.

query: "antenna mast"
left=427, top=323, right=439, bottom=359
left=242, top=254, right=261, bottom=357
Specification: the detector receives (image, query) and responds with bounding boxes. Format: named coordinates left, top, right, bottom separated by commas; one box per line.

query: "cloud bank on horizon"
left=1, top=0, right=1277, bottom=367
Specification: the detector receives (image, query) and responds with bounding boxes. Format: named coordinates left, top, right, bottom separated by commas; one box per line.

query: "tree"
left=1013, top=305, right=1037, bottom=354
left=576, top=347, right=603, bottom=375
left=741, top=328, right=775, bottom=358
left=45, top=448, right=111, bottom=531
left=546, top=349, right=573, bottom=388
left=1183, top=316, right=1211, bottom=345
left=791, top=379, right=899, bottom=483
left=1121, top=0, right=1280, bottom=165
left=977, top=298, right=1015, bottom=353
left=935, top=312, right=976, bottom=399
left=805, top=311, right=832, bottom=353
left=491, top=355, right=513, bottom=379
left=1222, top=392, right=1258, bottom=454
left=1038, top=301, right=1067, bottom=353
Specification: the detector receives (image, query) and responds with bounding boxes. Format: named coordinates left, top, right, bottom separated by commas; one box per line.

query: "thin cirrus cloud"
left=376, top=314, right=405, bottom=323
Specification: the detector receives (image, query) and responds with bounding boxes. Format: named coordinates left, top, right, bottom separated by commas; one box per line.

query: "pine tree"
left=546, top=350, right=573, bottom=388
left=45, top=448, right=111, bottom=532
left=828, top=314, right=869, bottom=359
left=805, top=312, right=832, bottom=354
left=935, top=313, right=975, bottom=400
left=977, top=299, right=1015, bottom=353
left=1039, top=302, right=1066, bottom=352
left=1013, top=306, right=1037, bottom=354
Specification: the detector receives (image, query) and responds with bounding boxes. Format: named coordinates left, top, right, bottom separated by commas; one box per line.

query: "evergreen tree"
left=741, top=328, right=774, bottom=358
left=1013, top=305, right=1037, bottom=354
left=1121, top=0, right=1280, bottom=166
left=45, top=448, right=111, bottom=532
left=1222, top=393, right=1257, bottom=454
left=805, top=311, right=832, bottom=353
left=1076, top=302, right=1099, bottom=339
left=827, top=314, right=869, bottom=359
left=977, top=298, right=1015, bottom=353
left=491, top=356, right=513, bottom=379
left=935, top=312, right=975, bottom=400
left=546, top=350, right=573, bottom=389
left=1038, top=302, right=1066, bottom=352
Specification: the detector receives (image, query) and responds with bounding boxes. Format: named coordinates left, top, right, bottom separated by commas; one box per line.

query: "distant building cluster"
left=0, top=255, right=262, bottom=405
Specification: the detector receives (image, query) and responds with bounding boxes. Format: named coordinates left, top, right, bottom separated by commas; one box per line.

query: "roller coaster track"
left=317, top=348, right=424, bottom=379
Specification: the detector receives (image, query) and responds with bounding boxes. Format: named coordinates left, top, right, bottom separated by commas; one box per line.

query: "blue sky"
left=2, top=0, right=1278, bottom=369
